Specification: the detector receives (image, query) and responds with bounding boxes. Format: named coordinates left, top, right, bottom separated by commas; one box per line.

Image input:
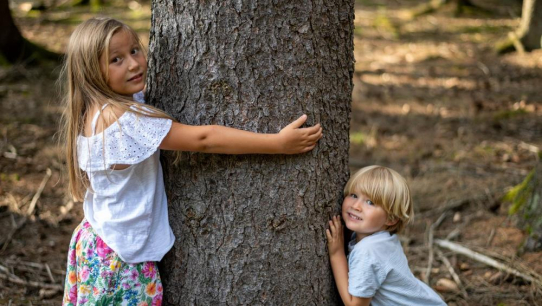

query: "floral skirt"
left=62, top=219, right=163, bottom=306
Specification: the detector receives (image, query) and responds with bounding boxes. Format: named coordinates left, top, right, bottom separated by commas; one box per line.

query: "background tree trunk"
left=0, top=0, right=59, bottom=64
left=147, top=0, right=353, bottom=304
left=517, top=0, right=542, bottom=50
left=0, top=0, right=26, bottom=63
left=496, top=0, right=542, bottom=53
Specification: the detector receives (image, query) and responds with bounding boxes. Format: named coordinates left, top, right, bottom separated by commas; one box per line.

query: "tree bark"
left=147, top=0, right=353, bottom=304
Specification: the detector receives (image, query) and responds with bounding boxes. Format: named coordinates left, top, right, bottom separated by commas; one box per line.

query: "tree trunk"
left=0, top=0, right=60, bottom=64
left=0, top=0, right=26, bottom=63
left=147, top=0, right=353, bottom=304
left=517, top=0, right=542, bottom=50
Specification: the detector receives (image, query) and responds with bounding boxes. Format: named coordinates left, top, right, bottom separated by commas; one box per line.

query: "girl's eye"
left=131, top=48, right=139, bottom=55
left=350, top=194, right=358, bottom=199
left=111, top=57, right=121, bottom=63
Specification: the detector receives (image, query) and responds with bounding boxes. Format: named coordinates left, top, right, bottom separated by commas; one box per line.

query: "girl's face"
left=100, top=29, right=146, bottom=97
left=342, top=191, right=393, bottom=241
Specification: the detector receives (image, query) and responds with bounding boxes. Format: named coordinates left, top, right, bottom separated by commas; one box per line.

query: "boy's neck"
left=355, top=230, right=390, bottom=242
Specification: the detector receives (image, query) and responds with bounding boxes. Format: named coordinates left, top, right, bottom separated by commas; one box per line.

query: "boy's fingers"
left=325, top=229, right=331, bottom=240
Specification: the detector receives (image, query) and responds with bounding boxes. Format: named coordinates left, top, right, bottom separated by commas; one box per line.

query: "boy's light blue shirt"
left=348, top=231, right=446, bottom=306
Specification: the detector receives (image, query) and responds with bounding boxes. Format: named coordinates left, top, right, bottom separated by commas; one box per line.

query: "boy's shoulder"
left=351, top=232, right=404, bottom=260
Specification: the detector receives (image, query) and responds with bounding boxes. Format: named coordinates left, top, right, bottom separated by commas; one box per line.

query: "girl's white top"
left=77, top=92, right=175, bottom=263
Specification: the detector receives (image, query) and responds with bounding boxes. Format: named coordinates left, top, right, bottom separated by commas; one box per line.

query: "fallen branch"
left=1, top=169, right=53, bottom=252
left=434, top=239, right=542, bottom=288
left=436, top=248, right=468, bottom=298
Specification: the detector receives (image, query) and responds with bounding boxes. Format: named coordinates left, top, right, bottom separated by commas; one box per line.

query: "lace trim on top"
left=77, top=107, right=172, bottom=172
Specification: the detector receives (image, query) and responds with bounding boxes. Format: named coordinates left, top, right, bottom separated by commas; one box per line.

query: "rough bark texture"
left=147, top=1, right=353, bottom=305
left=518, top=0, right=542, bottom=50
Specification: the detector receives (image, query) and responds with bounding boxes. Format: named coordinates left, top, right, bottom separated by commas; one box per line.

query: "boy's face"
left=342, top=191, right=393, bottom=241
left=100, top=30, right=147, bottom=97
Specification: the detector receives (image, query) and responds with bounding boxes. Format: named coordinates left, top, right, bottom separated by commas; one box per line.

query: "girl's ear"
left=385, top=216, right=399, bottom=226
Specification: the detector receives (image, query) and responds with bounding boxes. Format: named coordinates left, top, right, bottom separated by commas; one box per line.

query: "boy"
left=326, top=165, right=446, bottom=306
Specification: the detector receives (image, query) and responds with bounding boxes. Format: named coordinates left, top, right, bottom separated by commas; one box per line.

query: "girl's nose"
left=128, top=56, right=140, bottom=71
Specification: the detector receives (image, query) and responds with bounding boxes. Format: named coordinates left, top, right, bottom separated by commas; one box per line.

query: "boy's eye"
left=366, top=199, right=374, bottom=206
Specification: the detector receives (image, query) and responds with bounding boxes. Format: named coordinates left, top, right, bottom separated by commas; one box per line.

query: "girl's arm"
left=326, top=216, right=371, bottom=306
left=159, top=115, right=322, bottom=154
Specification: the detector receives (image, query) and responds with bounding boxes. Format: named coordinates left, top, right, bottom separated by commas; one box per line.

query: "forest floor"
left=1, top=0, right=542, bottom=305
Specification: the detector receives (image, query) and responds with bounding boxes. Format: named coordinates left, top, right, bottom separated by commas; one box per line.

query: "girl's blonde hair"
left=60, top=17, right=174, bottom=201
left=344, top=165, right=413, bottom=234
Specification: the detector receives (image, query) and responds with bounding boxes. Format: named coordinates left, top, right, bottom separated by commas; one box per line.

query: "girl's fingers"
left=286, top=115, right=308, bottom=129
left=301, top=144, right=316, bottom=153
left=307, top=130, right=322, bottom=142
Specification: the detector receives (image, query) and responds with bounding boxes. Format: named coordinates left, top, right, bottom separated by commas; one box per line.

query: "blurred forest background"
left=1, top=0, right=542, bottom=305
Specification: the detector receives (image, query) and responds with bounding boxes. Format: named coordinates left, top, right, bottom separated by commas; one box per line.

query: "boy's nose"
left=351, top=200, right=362, bottom=211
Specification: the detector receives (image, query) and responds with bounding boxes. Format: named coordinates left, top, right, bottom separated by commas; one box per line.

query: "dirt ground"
left=1, top=0, right=542, bottom=305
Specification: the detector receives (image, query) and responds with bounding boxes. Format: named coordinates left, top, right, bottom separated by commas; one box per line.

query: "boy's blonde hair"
left=344, top=165, right=413, bottom=234
left=60, top=17, right=175, bottom=201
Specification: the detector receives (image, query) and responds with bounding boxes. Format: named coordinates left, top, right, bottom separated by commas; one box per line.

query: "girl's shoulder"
left=82, top=104, right=129, bottom=138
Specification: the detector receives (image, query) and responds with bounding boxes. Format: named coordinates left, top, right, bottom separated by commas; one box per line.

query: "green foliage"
left=493, top=108, right=528, bottom=121
left=0, top=54, right=9, bottom=67
left=0, top=173, right=20, bottom=182
left=373, top=9, right=400, bottom=39
left=504, top=168, right=535, bottom=215
left=350, top=131, right=366, bottom=145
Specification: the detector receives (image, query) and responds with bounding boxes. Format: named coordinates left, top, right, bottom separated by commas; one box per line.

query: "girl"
left=326, top=166, right=445, bottom=306
left=61, top=17, right=322, bottom=305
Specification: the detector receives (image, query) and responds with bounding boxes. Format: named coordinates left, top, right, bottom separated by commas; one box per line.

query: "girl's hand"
left=326, top=215, right=344, bottom=257
left=277, top=115, right=322, bottom=154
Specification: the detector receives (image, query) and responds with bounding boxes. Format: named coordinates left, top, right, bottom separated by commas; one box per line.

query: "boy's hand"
left=278, top=115, right=322, bottom=154
left=326, top=215, right=344, bottom=257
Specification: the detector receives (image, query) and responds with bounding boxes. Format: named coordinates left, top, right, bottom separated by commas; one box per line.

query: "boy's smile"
left=342, top=192, right=394, bottom=241
left=100, top=29, right=147, bottom=97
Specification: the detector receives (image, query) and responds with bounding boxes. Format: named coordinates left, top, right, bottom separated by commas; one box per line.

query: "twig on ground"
left=436, top=248, right=468, bottom=298
left=27, top=168, right=52, bottom=216
left=425, top=212, right=449, bottom=284
left=0, top=271, right=63, bottom=291
left=1, top=217, right=28, bottom=252
left=486, top=228, right=496, bottom=247
left=45, top=263, right=55, bottom=284
left=0, top=264, right=23, bottom=282
left=434, top=239, right=542, bottom=288
left=4, top=259, right=65, bottom=276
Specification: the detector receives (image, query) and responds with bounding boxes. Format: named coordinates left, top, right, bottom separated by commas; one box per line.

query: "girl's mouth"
left=128, top=73, right=143, bottom=82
